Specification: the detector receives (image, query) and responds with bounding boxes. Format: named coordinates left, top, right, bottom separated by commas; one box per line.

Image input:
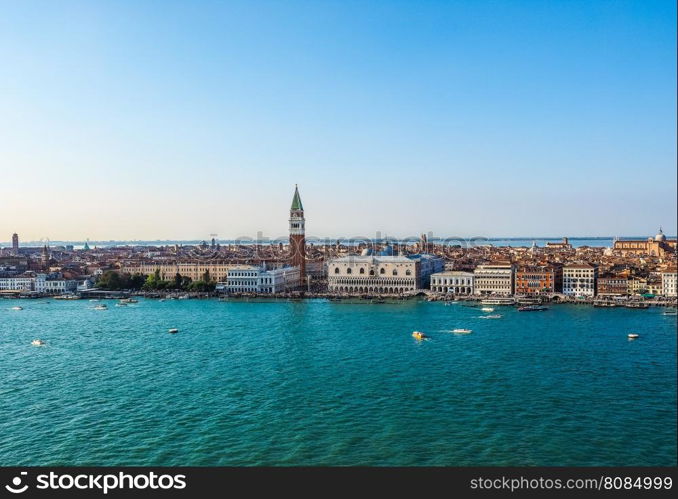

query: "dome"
left=655, top=227, right=666, bottom=242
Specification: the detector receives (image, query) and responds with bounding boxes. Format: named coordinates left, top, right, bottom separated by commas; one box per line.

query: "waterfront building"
left=514, top=265, right=562, bottom=295
left=430, top=271, right=474, bottom=294
left=545, top=237, right=572, bottom=250
left=11, top=233, right=19, bottom=254
left=34, top=274, right=78, bottom=294
left=562, top=264, right=597, bottom=297
left=613, top=228, right=677, bottom=258
left=0, top=274, right=34, bottom=292
left=661, top=267, right=677, bottom=297
left=119, top=262, right=236, bottom=282
left=216, top=265, right=301, bottom=294
left=597, top=274, right=628, bottom=296
left=327, top=254, right=443, bottom=294
left=473, top=263, right=514, bottom=295
left=289, top=185, right=306, bottom=281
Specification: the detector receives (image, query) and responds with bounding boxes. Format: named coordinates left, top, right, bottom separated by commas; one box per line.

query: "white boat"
left=480, top=298, right=515, bottom=306
left=168, top=328, right=179, bottom=334
left=115, top=303, right=127, bottom=307
left=94, top=304, right=108, bottom=310
left=480, top=307, right=494, bottom=312
left=479, top=314, right=502, bottom=319
left=412, top=331, right=428, bottom=340
left=89, top=299, right=99, bottom=302
left=628, top=333, right=640, bottom=339
left=452, top=328, right=473, bottom=334
left=11, top=306, right=23, bottom=311
left=663, top=309, right=677, bottom=316
left=31, top=339, right=46, bottom=346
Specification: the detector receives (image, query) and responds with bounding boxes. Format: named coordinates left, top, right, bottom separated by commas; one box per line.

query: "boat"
left=625, top=302, right=649, bottom=309
left=481, top=297, right=515, bottom=306
left=412, top=331, right=428, bottom=340
left=479, top=315, right=502, bottom=319
left=371, top=299, right=386, bottom=304
left=518, top=305, right=548, bottom=312
left=10, top=306, right=23, bottom=311
left=89, top=299, right=99, bottom=302
left=31, top=339, right=46, bottom=346
left=593, top=301, right=618, bottom=308
left=627, top=333, right=640, bottom=339
left=119, top=298, right=138, bottom=304
left=168, top=328, right=179, bottom=334
left=94, top=304, right=108, bottom=310
left=452, top=328, right=473, bottom=334
left=480, top=307, right=494, bottom=312
left=662, top=309, right=677, bottom=316
left=115, top=303, right=127, bottom=307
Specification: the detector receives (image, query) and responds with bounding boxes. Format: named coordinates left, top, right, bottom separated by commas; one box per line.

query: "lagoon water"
left=0, top=298, right=675, bottom=466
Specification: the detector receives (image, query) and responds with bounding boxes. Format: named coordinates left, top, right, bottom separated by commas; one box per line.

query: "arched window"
left=369, top=269, right=375, bottom=276
left=380, top=268, right=385, bottom=275
left=405, top=269, right=412, bottom=276
left=334, top=267, right=340, bottom=274
left=392, top=269, right=398, bottom=276
left=347, top=268, right=352, bottom=274
left=359, top=268, right=365, bottom=274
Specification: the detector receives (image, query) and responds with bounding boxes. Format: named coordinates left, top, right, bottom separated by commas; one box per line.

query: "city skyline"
left=1, top=0, right=676, bottom=240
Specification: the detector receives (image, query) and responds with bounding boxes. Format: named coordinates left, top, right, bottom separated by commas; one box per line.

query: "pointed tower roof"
left=291, top=184, right=303, bottom=211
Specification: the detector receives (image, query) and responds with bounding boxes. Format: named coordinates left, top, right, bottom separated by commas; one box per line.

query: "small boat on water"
left=625, top=302, right=649, bottom=309
left=119, top=298, right=138, bottom=304
left=479, top=315, right=502, bottom=319
left=89, top=299, right=99, bottom=302
left=481, top=307, right=494, bottom=312
left=628, top=333, right=640, bottom=339
left=412, top=331, right=428, bottom=340
left=31, top=339, right=46, bottom=346
left=518, top=305, right=548, bottom=312
left=662, top=309, right=677, bottom=316
left=11, top=306, right=23, bottom=311
left=94, top=304, right=108, bottom=310
left=115, top=303, right=127, bottom=307
left=452, top=328, right=473, bottom=334
left=168, top=328, right=179, bottom=334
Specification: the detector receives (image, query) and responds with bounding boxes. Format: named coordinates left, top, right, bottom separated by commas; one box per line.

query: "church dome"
left=655, top=227, right=666, bottom=242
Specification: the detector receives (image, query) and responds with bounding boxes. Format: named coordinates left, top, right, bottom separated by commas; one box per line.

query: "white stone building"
left=563, top=264, right=597, bottom=297
left=430, top=271, right=474, bottom=294
left=216, top=265, right=301, bottom=294
left=661, top=268, right=677, bottom=297
left=327, top=254, right=443, bottom=294
left=0, top=274, right=35, bottom=291
left=34, top=274, right=78, bottom=294
left=473, top=264, right=514, bottom=295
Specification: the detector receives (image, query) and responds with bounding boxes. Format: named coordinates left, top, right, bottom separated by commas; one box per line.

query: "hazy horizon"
left=2, top=0, right=676, bottom=241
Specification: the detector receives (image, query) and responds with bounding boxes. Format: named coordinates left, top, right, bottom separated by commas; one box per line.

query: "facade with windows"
left=327, top=254, right=443, bottom=294
left=661, top=268, right=677, bottom=297
left=562, top=264, right=597, bottom=297
left=430, top=271, right=474, bottom=294
left=473, top=263, right=514, bottom=295
left=515, top=265, right=562, bottom=295
left=216, top=265, right=301, bottom=294
left=597, top=275, right=628, bottom=296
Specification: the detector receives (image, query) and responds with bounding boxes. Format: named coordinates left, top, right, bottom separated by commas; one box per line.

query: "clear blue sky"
left=1, top=0, right=675, bottom=241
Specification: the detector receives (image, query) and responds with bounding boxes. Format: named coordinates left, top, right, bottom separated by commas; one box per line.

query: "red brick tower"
left=289, top=185, right=306, bottom=281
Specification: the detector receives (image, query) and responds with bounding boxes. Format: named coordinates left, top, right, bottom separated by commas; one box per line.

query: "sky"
left=0, top=0, right=676, bottom=242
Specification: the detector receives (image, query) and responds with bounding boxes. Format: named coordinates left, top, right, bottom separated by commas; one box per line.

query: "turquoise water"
left=0, top=298, right=675, bottom=466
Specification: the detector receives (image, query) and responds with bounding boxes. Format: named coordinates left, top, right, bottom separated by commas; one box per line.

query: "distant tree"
left=201, top=270, right=211, bottom=282
left=188, top=280, right=215, bottom=292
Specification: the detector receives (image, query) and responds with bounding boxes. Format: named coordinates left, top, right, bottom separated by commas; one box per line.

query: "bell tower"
left=289, top=184, right=306, bottom=281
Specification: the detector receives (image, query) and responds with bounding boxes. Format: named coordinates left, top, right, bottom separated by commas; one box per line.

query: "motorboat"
left=479, top=315, right=502, bottom=319
left=119, top=298, right=138, bottom=304
left=94, top=304, right=108, bottom=310
left=31, top=339, right=46, bottom=346
left=412, top=331, right=428, bottom=340
left=518, top=305, right=548, bottom=312
left=480, top=307, right=494, bottom=312
left=627, top=333, right=640, bottom=339
left=115, top=303, right=127, bottom=307
left=10, top=306, right=23, bottom=311
left=452, top=328, right=473, bottom=334
left=168, top=328, right=179, bottom=334
left=662, top=309, right=677, bottom=316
